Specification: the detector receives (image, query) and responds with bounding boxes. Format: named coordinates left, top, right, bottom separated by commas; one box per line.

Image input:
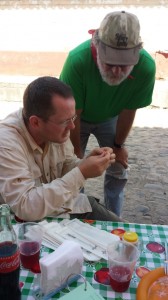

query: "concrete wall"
left=0, top=1, right=168, bottom=9
left=1, top=80, right=168, bottom=109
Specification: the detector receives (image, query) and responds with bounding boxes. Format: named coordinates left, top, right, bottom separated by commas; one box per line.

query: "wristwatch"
left=113, top=142, right=124, bottom=149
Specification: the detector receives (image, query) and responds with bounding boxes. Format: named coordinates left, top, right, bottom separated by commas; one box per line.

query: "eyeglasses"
left=47, top=114, right=77, bottom=128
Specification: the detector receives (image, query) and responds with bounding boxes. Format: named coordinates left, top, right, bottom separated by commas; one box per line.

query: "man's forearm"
left=115, top=109, right=136, bottom=145
left=3, top=167, right=84, bottom=221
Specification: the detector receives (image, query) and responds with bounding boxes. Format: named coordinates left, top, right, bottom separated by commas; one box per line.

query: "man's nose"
left=111, top=66, right=122, bottom=75
left=68, top=119, right=75, bottom=129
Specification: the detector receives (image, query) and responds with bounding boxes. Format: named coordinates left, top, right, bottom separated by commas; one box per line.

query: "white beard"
left=97, top=54, right=134, bottom=86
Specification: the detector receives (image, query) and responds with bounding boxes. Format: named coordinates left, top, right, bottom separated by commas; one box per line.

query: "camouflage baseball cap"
left=98, top=11, right=141, bottom=65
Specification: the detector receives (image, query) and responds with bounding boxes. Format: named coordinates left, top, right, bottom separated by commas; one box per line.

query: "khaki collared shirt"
left=0, top=109, right=92, bottom=221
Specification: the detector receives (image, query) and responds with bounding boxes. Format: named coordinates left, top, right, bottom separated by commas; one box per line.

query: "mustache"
left=97, top=57, right=133, bottom=86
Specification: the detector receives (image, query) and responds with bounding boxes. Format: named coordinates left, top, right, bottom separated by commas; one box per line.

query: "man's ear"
left=29, top=115, right=41, bottom=129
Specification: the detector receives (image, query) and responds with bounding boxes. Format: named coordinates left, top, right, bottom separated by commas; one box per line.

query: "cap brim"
left=98, top=41, right=139, bottom=66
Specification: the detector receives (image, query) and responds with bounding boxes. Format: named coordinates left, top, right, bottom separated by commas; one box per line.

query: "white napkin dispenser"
left=39, top=240, right=84, bottom=297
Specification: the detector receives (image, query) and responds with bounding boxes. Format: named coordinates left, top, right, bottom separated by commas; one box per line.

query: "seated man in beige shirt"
left=0, top=76, right=123, bottom=222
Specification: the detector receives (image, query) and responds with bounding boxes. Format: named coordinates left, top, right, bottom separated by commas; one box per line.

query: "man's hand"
left=78, top=147, right=115, bottom=179
left=113, top=146, right=128, bottom=169
left=87, top=146, right=112, bottom=157
left=86, top=147, right=115, bottom=165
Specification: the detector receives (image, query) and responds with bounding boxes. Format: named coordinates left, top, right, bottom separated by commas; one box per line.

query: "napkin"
left=39, top=240, right=83, bottom=296
left=40, top=218, right=119, bottom=261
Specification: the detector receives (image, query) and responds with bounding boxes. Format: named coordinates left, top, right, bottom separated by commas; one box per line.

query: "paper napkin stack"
left=39, top=240, right=83, bottom=296
left=40, top=218, right=120, bottom=261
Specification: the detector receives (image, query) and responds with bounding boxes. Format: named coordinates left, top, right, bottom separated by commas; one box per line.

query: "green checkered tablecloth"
left=17, top=220, right=168, bottom=300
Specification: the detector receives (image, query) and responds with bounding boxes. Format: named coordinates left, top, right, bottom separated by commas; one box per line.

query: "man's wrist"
left=113, top=141, right=125, bottom=148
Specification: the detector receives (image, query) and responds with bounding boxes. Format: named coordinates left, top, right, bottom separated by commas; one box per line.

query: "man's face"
left=97, top=52, right=134, bottom=86
left=38, top=95, right=76, bottom=145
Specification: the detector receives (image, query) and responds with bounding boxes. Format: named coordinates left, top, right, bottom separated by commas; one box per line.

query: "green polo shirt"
left=60, top=39, right=156, bottom=123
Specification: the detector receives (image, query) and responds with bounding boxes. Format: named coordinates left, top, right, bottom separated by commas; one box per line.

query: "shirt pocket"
left=50, top=161, right=64, bottom=179
left=31, top=165, right=43, bottom=186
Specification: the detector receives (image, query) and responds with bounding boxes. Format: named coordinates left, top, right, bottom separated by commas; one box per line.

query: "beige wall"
left=0, top=0, right=168, bottom=9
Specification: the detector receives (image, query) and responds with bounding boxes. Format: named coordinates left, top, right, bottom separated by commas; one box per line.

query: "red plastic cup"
left=18, top=222, right=43, bottom=273
left=107, top=241, right=139, bottom=292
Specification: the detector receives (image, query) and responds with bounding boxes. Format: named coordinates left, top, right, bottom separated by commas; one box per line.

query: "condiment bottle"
left=123, top=231, right=139, bottom=247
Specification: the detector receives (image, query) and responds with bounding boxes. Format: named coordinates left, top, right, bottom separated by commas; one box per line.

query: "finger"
left=110, top=153, right=116, bottom=159
left=110, top=155, right=116, bottom=161
left=117, top=160, right=128, bottom=169
left=101, top=147, right=113, bottom=154
left=97, top=152, right=111, bottom=163
left=93, top=148, right=105, bottom=156
left=110, top=158, right=116, bottom=165
left=123, top=162, right=128, bottom=169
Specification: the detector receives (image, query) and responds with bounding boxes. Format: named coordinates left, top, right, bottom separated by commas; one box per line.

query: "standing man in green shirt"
left=60, top=11, right=156, bottom=217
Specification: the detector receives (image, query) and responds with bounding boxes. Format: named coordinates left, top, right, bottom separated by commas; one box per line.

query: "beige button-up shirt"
left=0, top=109, right=92, bottom=221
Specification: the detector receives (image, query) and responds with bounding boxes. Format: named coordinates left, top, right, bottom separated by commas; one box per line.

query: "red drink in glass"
left=20, top=241, right=41, bottom=273
left=109, top=265, right=131, bottom=292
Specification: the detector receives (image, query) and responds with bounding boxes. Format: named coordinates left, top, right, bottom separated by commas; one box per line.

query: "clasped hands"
left=78, top=147, right=115, bottom=179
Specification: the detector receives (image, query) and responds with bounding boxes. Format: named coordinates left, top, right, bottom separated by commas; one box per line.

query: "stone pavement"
left=85, top=107, right=168, bottom=225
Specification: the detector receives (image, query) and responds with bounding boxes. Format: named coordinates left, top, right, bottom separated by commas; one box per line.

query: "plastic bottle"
left=0, top=204, right=21, bottom=300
